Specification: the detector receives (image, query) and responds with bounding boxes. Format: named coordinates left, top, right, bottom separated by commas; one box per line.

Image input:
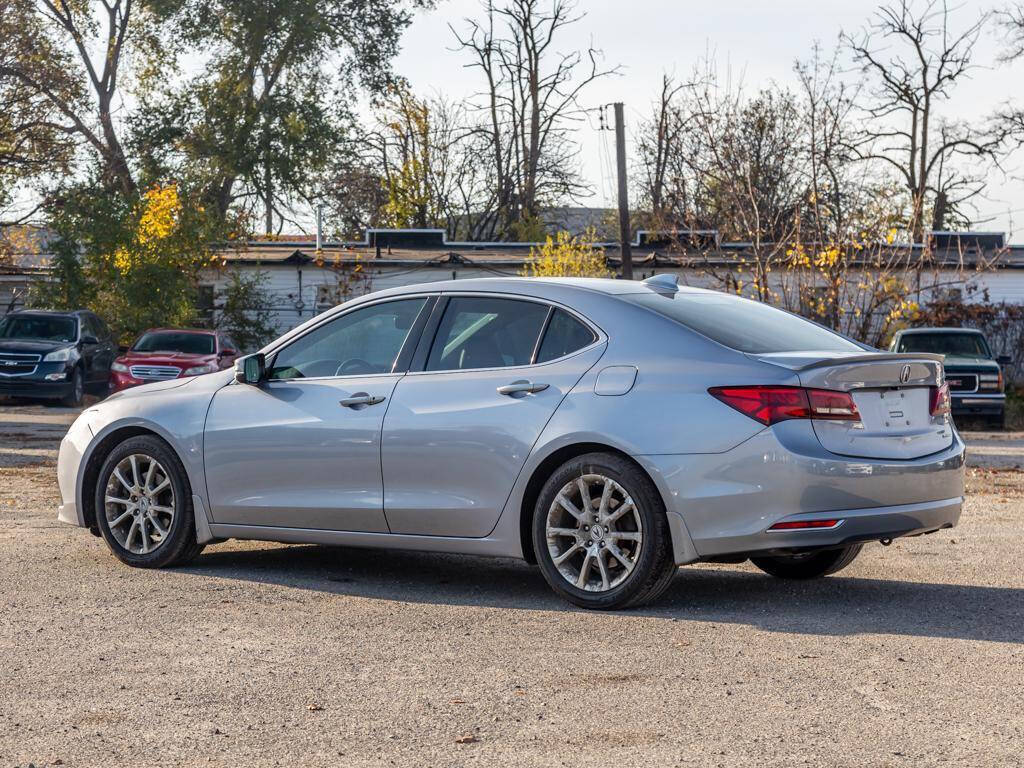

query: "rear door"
left=792, top=354, right=953, bottom=460
left=381, top=295, right=605, bottom=537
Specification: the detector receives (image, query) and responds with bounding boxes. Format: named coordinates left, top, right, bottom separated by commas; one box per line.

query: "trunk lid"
left=752, top=352, right=954, bottom=460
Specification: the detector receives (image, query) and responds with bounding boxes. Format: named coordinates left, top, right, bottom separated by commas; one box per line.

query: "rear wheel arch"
left=519, top=442, right=664, bottom=564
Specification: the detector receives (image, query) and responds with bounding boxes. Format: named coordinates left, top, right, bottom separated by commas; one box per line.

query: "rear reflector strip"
left=768, top=519, right=841, bottom=531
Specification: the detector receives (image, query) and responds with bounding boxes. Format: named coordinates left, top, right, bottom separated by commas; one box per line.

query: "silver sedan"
left=56, top=276, right=965, bottom=609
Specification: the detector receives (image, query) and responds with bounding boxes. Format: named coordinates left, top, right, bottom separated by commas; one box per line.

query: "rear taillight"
left=930, top=382, right=951, bottom=417
left=708, top=386, right=861, bottom=426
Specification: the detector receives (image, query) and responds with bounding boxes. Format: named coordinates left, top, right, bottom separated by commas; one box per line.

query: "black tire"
left=532, top=452, right=676, bottom=610
left=988, top=413, right=1005, bottom=430
left=60, top=366, right=84, bottom=407
left=94, top=435, right=205, bottom=568
left=750, top=544, right=862, bottom=580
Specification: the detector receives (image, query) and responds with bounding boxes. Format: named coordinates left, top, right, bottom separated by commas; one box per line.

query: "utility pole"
left=612, top=102, right=633, bottom=280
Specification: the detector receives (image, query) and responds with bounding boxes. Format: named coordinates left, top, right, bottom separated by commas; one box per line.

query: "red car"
left=109, top=328, right=240, bottom=393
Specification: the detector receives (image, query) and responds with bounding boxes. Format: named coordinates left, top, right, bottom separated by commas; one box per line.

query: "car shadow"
left=182, top=543, right=1024, bottom=644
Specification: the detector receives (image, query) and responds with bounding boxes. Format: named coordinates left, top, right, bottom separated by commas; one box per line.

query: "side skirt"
left=206, top=523, right=522, bottom=559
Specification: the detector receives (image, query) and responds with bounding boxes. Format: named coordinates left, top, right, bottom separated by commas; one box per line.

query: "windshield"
left=0, top=315, right=77, bottom=342
left=624, top=292, right=862, bottom=354
left=132, top=331, right=215, bottom=355
left=896, top=332, right=990, bottom=358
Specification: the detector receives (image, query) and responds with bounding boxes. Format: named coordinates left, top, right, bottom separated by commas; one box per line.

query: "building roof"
left=215, top=228, right=1019, bottom=270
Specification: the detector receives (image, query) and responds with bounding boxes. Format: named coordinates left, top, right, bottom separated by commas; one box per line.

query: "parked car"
left=0, top=309, right=116, bottom=406
left=889, top=327, right=1008, bottom=428
left=109, top=328, right=239, bottom=393
left=57, top=277, right=964, bottom=609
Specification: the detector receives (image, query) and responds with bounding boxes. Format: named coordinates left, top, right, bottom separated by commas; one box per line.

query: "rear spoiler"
left=795, top=353, right=944, bottom=371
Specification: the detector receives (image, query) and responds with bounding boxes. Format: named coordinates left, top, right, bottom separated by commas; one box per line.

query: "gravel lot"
left=1, top=402, right=1023, bottom=767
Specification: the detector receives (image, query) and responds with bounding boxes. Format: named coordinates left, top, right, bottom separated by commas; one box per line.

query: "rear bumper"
left=640, top=420, right=965, bottom=562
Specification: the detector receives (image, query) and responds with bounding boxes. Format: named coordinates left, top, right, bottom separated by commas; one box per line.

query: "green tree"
left=216, top=270, right=277, bottom=353
left=135, top=0, right=432, bottom=234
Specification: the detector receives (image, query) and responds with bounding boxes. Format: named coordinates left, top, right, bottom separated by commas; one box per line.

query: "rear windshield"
left=625, top=292, right=862, bottom=354
left=0, top=315, right=77, bottom=342
left=896, top=332, right=989, bottom=357
left=133, top=331, right=215, bottom=355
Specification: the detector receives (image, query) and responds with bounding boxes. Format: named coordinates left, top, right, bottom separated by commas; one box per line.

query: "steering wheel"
left=335, top=358, right=376, bottom=376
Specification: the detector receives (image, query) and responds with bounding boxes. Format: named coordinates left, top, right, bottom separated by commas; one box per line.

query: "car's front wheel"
left=60, top=366, right=84, bottom=407
left=532, top=453, right=677, bottom=610
left=750, top=544, right=862, bottom=579
left=94, top=435, right=205, bottom=568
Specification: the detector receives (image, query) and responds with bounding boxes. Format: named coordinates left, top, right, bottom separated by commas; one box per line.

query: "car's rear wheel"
left=94, top=435, right=204, bottom=568
left=750, top=544, right=862, bottom=579
left=532, top=453, right=676, bottom=610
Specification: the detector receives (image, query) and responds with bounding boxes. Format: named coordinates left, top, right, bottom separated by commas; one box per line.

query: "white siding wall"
left=202, top=262, right=1024, bottom=340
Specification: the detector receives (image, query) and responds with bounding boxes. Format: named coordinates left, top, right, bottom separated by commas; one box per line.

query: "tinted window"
left=0, top=315, right=77, bottom=342
left=269, top=298, right=426, bottom=379
left=133, top=331, right=216, bottom=355
left=536, top=309, right=596, bottom=363
left=82, top=315, right=101, bottom=340
left=426, top=297, right=549, bottom=371
left=897, top=332, right=989, bottom=357
left=625, top=292, right=862, bottom=354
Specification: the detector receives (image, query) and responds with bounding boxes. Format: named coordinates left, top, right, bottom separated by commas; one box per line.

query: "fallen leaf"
left=455, top=734, right=478, bottom=744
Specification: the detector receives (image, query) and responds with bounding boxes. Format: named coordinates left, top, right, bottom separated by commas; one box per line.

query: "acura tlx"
left=57, top=275, right=964, bottom=609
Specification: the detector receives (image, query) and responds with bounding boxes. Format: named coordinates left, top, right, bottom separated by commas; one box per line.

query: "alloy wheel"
left=103, top=453, right=176, bottom=555
left=545, top=473, right=643, bottom=592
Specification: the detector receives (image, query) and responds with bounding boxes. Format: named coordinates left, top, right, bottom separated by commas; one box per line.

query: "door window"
left=425, top=297, right=549, bottom=371
left=268, top=298, right=427, bottom=380
left=536, top=309, right=596, bottom=363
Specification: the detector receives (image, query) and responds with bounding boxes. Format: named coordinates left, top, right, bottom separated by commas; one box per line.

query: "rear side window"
left=625, top=292, right=862, bottom=354
left=426, top=297, right=549, bottom=371
left=536, top=309, right=596, bottom=363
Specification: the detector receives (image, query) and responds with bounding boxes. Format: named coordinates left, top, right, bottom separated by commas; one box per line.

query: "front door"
left=204, top=297, right=429, bottom=531
left=382, top=296, right=605, bottom=537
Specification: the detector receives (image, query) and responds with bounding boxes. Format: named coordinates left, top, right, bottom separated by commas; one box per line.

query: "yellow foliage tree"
left=521, top=229, right=612, bottom=278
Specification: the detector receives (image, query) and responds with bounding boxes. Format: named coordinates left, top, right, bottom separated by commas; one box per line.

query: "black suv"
left=889, top=327, right=1009, bottom=428
left=0, top=310, right=117, bottom=406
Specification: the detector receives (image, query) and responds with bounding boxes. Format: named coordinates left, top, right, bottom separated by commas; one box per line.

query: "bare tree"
left=451, top=0, right=618, bottom=239
left=634, top=75, right=689, bottom=227
left=842, top=0, right=999, bottom=241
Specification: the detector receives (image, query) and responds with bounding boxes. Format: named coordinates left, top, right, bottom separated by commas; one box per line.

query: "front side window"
left=269, top=298, right=426, bottom=380
left=426, top=297, right=549, bottom=371
left=0, top=315, right=77, bottom=342
left=536, top=309, right=596, bottom=363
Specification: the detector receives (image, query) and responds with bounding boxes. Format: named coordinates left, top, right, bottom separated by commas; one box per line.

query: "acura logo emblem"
left=900, top=364, right=911, bottom=384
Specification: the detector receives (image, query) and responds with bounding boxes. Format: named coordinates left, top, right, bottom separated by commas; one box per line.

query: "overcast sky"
left=391, top=0, right=1024, bottom=238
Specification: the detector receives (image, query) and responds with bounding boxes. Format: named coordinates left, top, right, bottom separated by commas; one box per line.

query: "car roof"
left=140, top=327, right=216, bottom=335
left=7, top=309, right=85, bottom=317
left=899, top=327, right=984, bottom=335
left=367, top=275, right=716, bottom=301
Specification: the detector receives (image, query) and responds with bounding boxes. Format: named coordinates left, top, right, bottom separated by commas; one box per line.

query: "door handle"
left=339, top=393, right=386, bottom=408
left=497, top=380, right=549, bottom=396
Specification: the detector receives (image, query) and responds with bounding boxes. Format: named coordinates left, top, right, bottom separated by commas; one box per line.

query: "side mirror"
left=118, top=344, right=129, bottom=354
left=220, top=348, right=237, bottom=358
left=997, top=355, right=1013, bottom=366
left=81, top=334, right=99, bottom=345
left=234, top=353, right=266, bottom=385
